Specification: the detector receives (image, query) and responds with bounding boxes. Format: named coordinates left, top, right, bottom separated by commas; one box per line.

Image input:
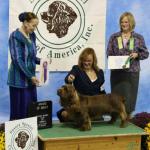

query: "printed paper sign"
left=9, top=0, right=107, bottom=71
left=5, top=117, right=38, bottom=150
left=108, top=56, right=130, bottom=69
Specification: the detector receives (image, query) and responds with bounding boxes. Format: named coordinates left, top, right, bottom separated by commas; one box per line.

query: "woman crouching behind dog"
left=57, top=47, right=106, bottom=122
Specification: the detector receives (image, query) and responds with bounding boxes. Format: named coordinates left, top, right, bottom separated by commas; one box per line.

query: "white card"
left=108, top=56, right=130, bottom=69
left=5, top=117, right=38, bottom=150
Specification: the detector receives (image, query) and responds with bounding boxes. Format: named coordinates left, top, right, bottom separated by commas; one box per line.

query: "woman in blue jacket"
left=7, top=12, right=40, bottom=120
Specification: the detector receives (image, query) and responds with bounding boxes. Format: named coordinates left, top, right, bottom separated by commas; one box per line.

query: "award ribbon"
left=122, top=56, right=131, bottom=69
left=117, top=36, right=134, bottom=50
left=43, top=62, right=48, bottom=82
left=117, top=36, right=134, bottom=68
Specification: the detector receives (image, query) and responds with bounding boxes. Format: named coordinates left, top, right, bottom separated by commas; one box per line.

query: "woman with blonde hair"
left=107, top=12, right=149, bottom=119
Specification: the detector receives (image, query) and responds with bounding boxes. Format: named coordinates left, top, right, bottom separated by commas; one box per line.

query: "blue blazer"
left=7, top=29, right=40, bottom=88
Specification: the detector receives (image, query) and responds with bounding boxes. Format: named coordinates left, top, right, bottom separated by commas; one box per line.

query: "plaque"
left=28, top=101, right=52, bottom=129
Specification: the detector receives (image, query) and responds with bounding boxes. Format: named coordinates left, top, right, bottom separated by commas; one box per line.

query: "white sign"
left=5, top=117, right=38, bottom=150
left=9, top=0, right=107, bottom=71
left=108, top=56, right=130, bottom=69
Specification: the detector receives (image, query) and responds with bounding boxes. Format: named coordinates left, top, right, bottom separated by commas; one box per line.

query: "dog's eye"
left=62, top=85, right=66, bottom=89
left=62, top=85, right=67, bottom=91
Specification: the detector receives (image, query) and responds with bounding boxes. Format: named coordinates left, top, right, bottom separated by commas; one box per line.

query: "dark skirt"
left=9, top=86, right=37, bottom=120
left=110, top=70, right=139, bottom=114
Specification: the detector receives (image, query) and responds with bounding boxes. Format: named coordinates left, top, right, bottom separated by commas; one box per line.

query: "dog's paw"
left=120, top=121, right=128, bottom=128
left=80, top=122, right=91, bottom=131
left=80, top=125, right=91, bottom=131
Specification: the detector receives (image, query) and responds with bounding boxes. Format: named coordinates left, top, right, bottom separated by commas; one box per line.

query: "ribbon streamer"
left=122, top=56, right=130, bottom=69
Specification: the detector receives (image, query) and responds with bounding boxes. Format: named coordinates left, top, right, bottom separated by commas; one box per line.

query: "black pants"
left=111, top=70, right=139, bottom=114
left=57, top=108, right=66, bottom=122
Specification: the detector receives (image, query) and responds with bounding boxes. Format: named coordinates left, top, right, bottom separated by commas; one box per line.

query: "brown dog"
left=57, top=84, right=127, bottom=130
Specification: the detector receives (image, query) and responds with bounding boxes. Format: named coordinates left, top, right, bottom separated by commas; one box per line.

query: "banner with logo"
left=5, top=117, right=38, bottom=150
left=9, top=0, right=107, bottom=71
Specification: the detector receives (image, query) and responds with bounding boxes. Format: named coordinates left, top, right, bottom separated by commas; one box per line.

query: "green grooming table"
left=38, top=121, right=146, bottom=150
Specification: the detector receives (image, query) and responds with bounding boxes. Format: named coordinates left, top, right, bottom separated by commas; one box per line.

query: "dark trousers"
left=110, top=70, right=139, bottom=114
left=9, top=86, right=37, bottom=120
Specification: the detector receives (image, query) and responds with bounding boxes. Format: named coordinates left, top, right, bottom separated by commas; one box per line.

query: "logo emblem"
left=15, top=131, right=29, bottom=149
left=33, top=0, right=85, bottom=49
left=41, top=1, right=77, bottom=38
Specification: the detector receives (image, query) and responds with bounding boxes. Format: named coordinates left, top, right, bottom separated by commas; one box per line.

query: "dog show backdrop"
left=9, top=0, right=107, bottom=71
left=0, top=0, right=150, bottom=123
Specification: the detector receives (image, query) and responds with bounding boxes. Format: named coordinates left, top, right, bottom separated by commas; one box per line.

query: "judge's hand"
left=130, top=52, right=138, bottom=59
left=42, top=58, right=52, bottom=67
left=31, top=76, right=39, bottom=86
left=45, top=58, right=52, bottom=65
left=68, top=74, right=75, bottom=83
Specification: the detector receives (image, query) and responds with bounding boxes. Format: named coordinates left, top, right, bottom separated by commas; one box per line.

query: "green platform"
left=38, top=121, right=146, bottom=140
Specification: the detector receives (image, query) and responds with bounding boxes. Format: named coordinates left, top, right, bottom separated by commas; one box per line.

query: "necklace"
left=122, top=32, right=131, bottom=40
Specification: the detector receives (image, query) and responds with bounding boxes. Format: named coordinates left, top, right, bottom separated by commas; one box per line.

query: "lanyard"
left=117, top=36, right=134, bottom=50
left=129, top=38, right=134, bottom=50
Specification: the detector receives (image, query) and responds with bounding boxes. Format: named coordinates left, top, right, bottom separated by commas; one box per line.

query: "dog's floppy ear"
left=65, top=84, right=80, bottom=105
left=121, top=96, right=126, bottom=103
left=66, top=84, right=76, bottom=95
